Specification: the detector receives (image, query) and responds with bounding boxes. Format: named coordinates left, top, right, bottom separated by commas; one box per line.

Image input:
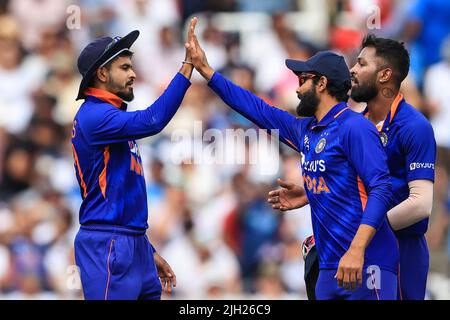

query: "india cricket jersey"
left=363, top=94, right=436, bottom=300
left=71, top=72, right=191, bottom=230
left=209, top=72, right=399, bottom=273
left=363, top=94, right=436, bottom=236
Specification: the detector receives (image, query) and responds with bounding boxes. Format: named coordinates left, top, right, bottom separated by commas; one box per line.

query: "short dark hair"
left=312, top=74, right=350, bottom=102
left=361, top=34, right=410, bottom=88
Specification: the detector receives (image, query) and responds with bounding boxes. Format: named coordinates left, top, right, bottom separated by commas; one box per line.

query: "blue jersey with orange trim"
left=209, top=72, right=399, bottom=272
left=71, top=73, right=190, bottom=230
left=364, top=95, right=436, bottom=236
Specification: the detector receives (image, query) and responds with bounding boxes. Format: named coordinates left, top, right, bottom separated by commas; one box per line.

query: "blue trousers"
left=397, top=235, right=429, bottom=300
left=315, top=268, right=398, bottom=300
left=74, top=225, right=162, bottom=300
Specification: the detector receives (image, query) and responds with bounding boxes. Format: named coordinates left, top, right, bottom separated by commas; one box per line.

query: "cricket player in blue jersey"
left=350, top=35, right=436, bottom=300
left=269, top=35, right=437, bottom=300
left=71, top=19, right=198, bottom=300
left=185, top=22, right=399, bottom=300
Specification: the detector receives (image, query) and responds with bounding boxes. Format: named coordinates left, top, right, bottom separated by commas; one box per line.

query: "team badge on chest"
left=315, top=138, right=327, bottom=154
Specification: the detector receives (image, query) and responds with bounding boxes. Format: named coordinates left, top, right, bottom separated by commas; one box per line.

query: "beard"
left=107, top=76, right=135, bottom=102
left=116, top=88, right=134, bottom=102
left=350, top=74, right=378, bottom=103
left=296, top=87, right=320, bottom=117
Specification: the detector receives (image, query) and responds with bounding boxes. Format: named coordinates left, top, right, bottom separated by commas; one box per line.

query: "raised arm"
left=81, top=18, right=199, bottom=145
left=185, top=17, right=304, bottom=151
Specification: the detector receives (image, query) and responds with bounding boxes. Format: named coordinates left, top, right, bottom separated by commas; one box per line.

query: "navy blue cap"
left=76, top=30, right=139, bottom=100
left=285, top=51, right=351, bottom=90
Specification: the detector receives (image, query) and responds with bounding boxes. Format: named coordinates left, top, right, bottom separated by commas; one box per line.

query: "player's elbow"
left=418, top=199, right=433, bottom=219
left=409, top=185, right=434, bottom=219
left=371, top=181, right=393, bottom=207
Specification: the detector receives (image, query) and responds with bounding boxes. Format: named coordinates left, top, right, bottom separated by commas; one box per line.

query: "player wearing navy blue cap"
left=269, top=35, right=437, bottom=300
left=186, top=20, right=399, bottom=299
left=350, top=34, right=436, bottom=300
left=72, top=18, right=198, bottom=300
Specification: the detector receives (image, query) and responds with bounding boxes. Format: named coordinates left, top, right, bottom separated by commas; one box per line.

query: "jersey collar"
left=84, top=87, right=128, bottom=110
left=310, top=102, right=349, bottom=129
left=363, top=93, right=404, bottom=131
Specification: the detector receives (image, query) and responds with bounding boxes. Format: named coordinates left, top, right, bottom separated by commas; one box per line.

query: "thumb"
left=277, top=178, right=294, bottom=190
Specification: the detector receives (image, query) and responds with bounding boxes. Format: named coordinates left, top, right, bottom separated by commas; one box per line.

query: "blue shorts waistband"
left=80, top=224, right=147, bottom=236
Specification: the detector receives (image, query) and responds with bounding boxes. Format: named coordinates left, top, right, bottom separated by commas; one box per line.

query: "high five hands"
left=184, top=17, right=215, bottom=81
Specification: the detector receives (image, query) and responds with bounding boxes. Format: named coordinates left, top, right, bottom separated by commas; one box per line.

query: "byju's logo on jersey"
left=409, top=162, right=435, bottom=171
left=315, top=138, right=326, bottom=154
left=380, top=132, right=388, bottom=147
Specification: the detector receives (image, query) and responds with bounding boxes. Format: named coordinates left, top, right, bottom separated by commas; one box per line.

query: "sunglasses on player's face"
left=298, top=73, right=319, bottom=87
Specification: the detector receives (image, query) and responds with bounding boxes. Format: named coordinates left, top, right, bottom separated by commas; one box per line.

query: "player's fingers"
left=268, top=189, right=280, bottom=197
left=267, top=196, right=280, bottom=203
left=356, top=269, right=363, bottom=289
left=172, top=274, right=177, bottom=288
left=271, top=204, right=281, bottom=210
left=335, top=268, right=344, bottom=287
left=159, top=277, right=165, bottom=293
left=343, top=269, right=350, bottom=290
left=277, top=178, right=294, bottom=190
left=188, top=17, right=197, bottom=41
left=193, top=34, right=201, bottom=50
left=349, top=270, right=357, bottom=290
left=167, top=278, right=172, bottom=294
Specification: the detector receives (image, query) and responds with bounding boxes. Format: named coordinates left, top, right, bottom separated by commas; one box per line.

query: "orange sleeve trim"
left=72, top=145, right=88, bottom=199
left=84, top=87, right=123, bottom=109
left=99, top=146, right=110, bottom=198
left=357, top=176, right=368, bottom=211
left=285, top=138, right=299, bottom=152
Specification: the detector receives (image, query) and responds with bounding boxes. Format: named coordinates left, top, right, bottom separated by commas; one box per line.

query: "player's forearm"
left=387, top=179, right=433, bottom=231
left=350, top=224, right=377, bottom=252
left=179, top=62, right=194, bottom=80
left=144, top=72, right=191, bottom=133
left=359, top=179, right=393, bottom=230
left=197, top=64, right=215, bottom=81
left=207, top=72, right=299, bottom=141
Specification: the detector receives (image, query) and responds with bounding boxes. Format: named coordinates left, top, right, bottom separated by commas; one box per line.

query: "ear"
left=316, top=76, right=327, bottom=93
left=378, top=67, right=393, bottom=84
left=96, top=67, right=108, bottom=84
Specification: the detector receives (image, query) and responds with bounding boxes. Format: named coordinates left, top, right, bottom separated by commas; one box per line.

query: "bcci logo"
left=315, top=138, right=326, bottom=154
left=304, top=135, right=310, bottom=152
left=380, top=132, right=388, bottom=147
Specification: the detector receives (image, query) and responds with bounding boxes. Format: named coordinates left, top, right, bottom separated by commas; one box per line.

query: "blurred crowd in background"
left=0, top=0, right=449, bottom=299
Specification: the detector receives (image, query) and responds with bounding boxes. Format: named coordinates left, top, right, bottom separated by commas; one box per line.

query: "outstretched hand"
left=267, top=178, right=309, bottom=211
left=184, top=17, right=215, bottom=80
